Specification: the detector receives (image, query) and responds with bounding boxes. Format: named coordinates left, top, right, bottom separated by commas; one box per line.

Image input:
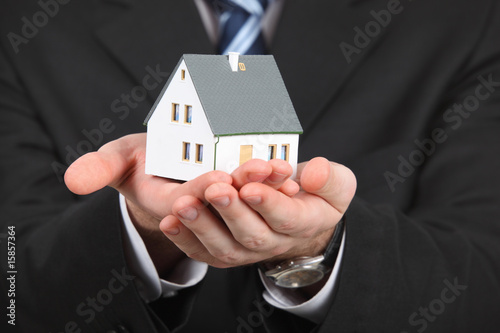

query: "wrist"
left=124, top=198, right=186, bottom=277
left=259, top=216, right=345, bottom=290
left=125, top=198, right=161, bottom=232
left=262, top=226, right=336, bottom=266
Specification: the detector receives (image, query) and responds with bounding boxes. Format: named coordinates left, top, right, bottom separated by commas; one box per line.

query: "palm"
left=65, top=133, right=231, bottom=219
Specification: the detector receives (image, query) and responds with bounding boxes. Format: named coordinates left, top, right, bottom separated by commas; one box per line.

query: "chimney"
left=228, top=52, right=239, bottom=72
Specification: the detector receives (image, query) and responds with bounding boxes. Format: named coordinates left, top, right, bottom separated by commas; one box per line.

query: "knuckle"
left=209, top=170, right=231, bottom=184
left=240, top=234, right=268, bottom=251
left=186, top=248, right=205, bottom=261
left=274, top=217, right=297, bottom=233
left=213, top=249, right=241, bottom=265
left=206, top=172, right=220, bottom=183
left=276, top=223, right=294, bottom=232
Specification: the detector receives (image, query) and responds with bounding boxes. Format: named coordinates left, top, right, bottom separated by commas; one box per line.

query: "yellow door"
left=239, top=145, right=253, bottom=165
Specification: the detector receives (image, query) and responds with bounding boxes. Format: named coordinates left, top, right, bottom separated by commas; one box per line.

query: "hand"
left=63, top=133, right=294, bottom=276
left=64, top=133, right=234, bottom=276
left=159, top=157, right=357, bottom=269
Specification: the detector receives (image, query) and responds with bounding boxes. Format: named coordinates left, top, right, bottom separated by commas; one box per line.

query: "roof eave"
left=143, top=57, right=185, bottom=125
left=215, top=131, right=303, bottom=137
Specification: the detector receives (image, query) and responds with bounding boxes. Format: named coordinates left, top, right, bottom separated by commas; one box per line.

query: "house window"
left=195, top=144, right=203, bottom=163
left=182, top=142, right=191, bottom=161
left=281, top=144, right=290, bottom=162
left=172, top=103, right=180, bottom=122
left=268, top=144, right=277, bottom=160
left=239, top=145, right=253, bottom=166
left=185, top=105, right=192, bottom=124
left=181, top=69, right=186, bottom=80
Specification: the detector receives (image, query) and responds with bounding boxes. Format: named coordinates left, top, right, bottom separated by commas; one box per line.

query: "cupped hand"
left=160, top=157, right=357, bottom=269
left=63, top=133, right=293, bottom=274
left=64, top=133, right=234, bottom=274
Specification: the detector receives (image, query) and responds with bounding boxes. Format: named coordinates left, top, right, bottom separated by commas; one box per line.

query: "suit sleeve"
left=0, top=35, right=182, bottom=333
left=319, top=4, right=500, bottom=333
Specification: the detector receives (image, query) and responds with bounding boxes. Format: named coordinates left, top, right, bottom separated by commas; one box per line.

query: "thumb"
left=298, top=157, right=357, bottom=214
left=64, top=133, right=145, bottom=195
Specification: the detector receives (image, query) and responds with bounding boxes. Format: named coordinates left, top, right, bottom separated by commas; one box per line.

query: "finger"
left=230, top=159, right=272, bottom=190
left=264, top=159, right=299, bottom=196
left=262, top=159, right=294, bottom=190
left=162, top=170, right=232, bottom=207
left=240, top=182, right=337, bottom=237
left=170, top=195, right=259, bottom=267
left=123, top=170, right=231, bottom=220
left=298, top=157, right=357, bottom=213
left=64, top=133, right=146, bottom=195
left=204, top=183, right=291, bottom=254
left=278, top=179, right=300, bottom=197
left=159, top=215, right=215, bottom=263
left=230, top=158, right=296, bottom=194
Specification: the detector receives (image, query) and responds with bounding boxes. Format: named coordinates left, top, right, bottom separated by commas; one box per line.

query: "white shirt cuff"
left=259, top=229, right=346, bottom=324
left=119, top=194, right=208, bottom=302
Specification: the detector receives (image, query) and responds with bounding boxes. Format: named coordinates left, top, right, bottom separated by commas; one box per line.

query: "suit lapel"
left=271, top=0, right=394, bottom=137
left=93, top=0, right=214, bottom=95
left=93, top=0, right=388, bottom=135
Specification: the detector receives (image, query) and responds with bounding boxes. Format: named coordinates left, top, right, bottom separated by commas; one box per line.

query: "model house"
left=144, top=53, right=303, bottom=181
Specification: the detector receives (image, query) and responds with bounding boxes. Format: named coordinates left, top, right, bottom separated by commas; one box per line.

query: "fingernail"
left=211, top=196, right=230, bottom=207
left=165, top=226, right=180, bottom=235
left=247, top=173, right=268, bottom=183
left=267, top=172, right=287, bottom=184
left=178, top=207, right=198, bottom=221
left=244, top=195, right=262, bottom=205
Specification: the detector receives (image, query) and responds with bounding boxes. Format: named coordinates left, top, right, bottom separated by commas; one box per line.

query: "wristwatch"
left=262, top=217, right=345, bottom=288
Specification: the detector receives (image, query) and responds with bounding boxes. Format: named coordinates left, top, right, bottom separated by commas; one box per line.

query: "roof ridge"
left=145, top=54, right=303, bottom=136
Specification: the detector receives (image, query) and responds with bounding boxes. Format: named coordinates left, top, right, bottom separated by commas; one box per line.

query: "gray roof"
left=144, top=54, right=302, bottom=136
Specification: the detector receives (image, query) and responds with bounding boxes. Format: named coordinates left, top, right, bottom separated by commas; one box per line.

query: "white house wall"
left=215, top=134, right=300, bottom=178
left=145, top=60, right=215, bottom=181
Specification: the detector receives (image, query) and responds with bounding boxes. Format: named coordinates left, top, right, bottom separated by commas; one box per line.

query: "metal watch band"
left=257, top=215, right=346, bottom=274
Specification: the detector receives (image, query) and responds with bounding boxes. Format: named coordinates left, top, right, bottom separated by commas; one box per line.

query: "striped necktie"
left=215, top=0, right=269, bottom=55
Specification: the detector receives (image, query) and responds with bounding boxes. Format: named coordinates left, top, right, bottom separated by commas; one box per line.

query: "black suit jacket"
left=1, top=0, right=499, bottom=332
